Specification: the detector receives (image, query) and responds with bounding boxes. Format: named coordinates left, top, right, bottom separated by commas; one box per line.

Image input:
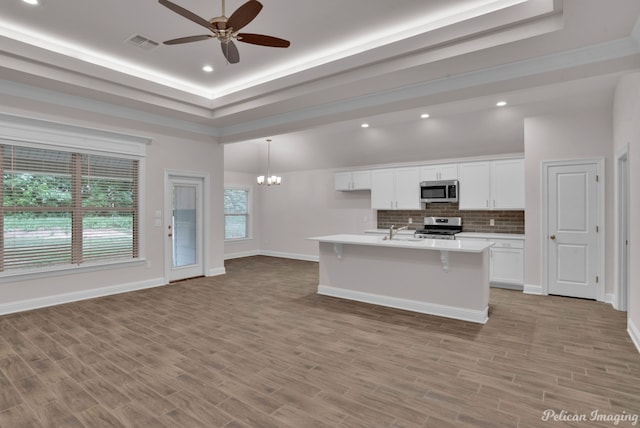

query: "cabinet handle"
left=550, top=234, right=556, bottom=240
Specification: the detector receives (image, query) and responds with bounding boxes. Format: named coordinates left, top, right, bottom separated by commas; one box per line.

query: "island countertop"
left=308, top=234, right=493, bottom=253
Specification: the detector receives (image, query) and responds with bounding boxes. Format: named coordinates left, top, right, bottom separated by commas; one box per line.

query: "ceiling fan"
left=159, top=0, right=290, bottom=64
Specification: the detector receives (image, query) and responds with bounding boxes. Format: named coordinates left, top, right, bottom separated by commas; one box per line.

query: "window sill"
left=0, top=258, right=148, bottom=284
left=224, top=237, right=253, bottom=243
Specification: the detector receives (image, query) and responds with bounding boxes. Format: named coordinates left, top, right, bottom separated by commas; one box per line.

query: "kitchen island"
left=307, top=234, right=493, bottom=323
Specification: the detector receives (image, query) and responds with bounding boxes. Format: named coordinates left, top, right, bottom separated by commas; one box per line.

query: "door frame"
left=614, top=145, right=630, bottom=311
left=164, top=169, right=211, bottom=283
left=541, top=158, right=605, bottom=301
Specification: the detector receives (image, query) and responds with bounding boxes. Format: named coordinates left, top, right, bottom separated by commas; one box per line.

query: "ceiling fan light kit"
left=159, top=0, right=290, bottom=64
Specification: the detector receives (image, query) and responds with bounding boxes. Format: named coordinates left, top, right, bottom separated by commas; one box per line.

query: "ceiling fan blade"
left=163, top=35, right=212, bottom=45
left=226, top=0, right=263, bottom=32
left=159, top=0, right=212, bottom=29
left=237, top=33, right=290, bottom=48
left=221, top=40, right=240, bottom=64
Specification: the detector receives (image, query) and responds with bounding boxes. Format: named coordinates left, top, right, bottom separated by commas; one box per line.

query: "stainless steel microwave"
left=420, top=180, right=458, bottom=203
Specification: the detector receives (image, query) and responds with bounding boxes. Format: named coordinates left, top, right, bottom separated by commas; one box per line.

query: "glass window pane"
left=82, top=154, right=135, bottom=208
left=1, top=144, right=139, bottom=273
left=3, top=211, right=72, bottom=269
left=224, top=189, right=248, bottom=214
left=225, top=215, right=247, bottom=239
left=83, top=211, right=134, bottom=262
left=173, top=185, right=197, bottom=267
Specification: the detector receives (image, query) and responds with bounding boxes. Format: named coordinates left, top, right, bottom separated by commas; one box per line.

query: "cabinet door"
left=492, top=159, right=524, bottom=209
left=335, top=172, right=352, bottom=191
left=371, top=169, right=395, bottom=209
left=419, top=166, right=439, bottom=182
left=490, top=247, right=524, bottom=285
left=419, top=164, right=458, bottom=181
left=438, top=163, right=458, bottom=180
left=351, top=170, right=371, bottom=190
left=394, top=167, right=420, bottom=210
left=458, top=162, right=491, bottom=210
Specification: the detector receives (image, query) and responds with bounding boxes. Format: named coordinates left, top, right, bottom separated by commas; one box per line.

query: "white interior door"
left=547, top=163, right=599, bottom=299
left=167, top=176, right=204, bottom=281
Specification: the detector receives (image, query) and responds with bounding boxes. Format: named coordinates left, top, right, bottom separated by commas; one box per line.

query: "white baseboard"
left=0, top=277, right=167, bottom=316
left=523, top=283, right=543, bottom=295
left=490, top=283, right=524, bottom=291
left=629, top=318, right=640, bottom=354
left=207, top=267, right=226, bottom=277
left=224, top=250, right=260, bottom=260
left=260, top=250, right=319, bottom=262
left=317, top=284, right=488, bottom=324
left=224, top=250, right=319, bottom=263
left=604, top=293, right=616, bottom=306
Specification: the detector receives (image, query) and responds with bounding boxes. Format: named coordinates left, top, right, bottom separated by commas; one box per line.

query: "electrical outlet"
left=489, top=219, right=495, bottom=226
left=408, top=218, right=413, bottom=224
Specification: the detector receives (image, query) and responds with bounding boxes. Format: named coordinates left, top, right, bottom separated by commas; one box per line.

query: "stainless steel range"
left=414, top=217, right=462, bottom=240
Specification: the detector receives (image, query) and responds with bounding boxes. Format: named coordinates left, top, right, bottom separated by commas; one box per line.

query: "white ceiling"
left=1, top=0, right=640, bottom=173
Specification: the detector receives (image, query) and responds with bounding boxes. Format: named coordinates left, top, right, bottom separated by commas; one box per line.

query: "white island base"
left=309, top=235, right=492, bottom=324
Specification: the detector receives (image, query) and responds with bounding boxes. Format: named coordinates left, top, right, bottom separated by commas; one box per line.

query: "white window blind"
left=1, top=144, right=139, bottom=272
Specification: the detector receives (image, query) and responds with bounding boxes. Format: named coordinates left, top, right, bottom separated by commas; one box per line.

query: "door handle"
left=550, top=234, right=556, bottom=240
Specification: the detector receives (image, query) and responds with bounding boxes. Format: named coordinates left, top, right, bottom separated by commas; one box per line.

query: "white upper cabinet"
left=371, top=169, right=395, bottom=209
left=395, top=167, right=421, bottom=209
left=419, top=163, right=458, bottom=181
left=458, top=162, right=492, bottom=209
left=371, top=167, right=420, bottom=210
left=335, top=170, right=371, bottom=191
left=458, top=159, right=524, bottom=210
left=491, top=159, right=525, bottom=209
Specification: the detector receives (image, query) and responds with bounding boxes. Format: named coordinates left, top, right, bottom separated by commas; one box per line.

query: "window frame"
left=224, top=185, right=252, bottom=242
left=0, top=113, right=149, bottom=282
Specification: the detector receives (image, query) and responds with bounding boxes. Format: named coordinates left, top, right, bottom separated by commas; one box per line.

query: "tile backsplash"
left=377, top=203, right=524, bottom=234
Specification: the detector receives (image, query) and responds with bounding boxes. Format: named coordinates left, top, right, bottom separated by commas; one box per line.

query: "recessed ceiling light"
left=22, top=0, right=39, bottom=4
left=496, top=101, right=507, bottom=107
left=361, top=123, right=369, bottom=128
left=420, top=113, right=430, bottom=119
left=202, top=65, right=214, bottom=73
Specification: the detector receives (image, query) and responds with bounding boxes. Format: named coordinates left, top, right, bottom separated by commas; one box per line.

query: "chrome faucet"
left=385, top=224, right=408, bottom=240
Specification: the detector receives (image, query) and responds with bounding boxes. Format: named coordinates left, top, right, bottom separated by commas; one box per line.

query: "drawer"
left=457, top=237, right=490, bottom=243
left=491, top=239, right=524, bottom=249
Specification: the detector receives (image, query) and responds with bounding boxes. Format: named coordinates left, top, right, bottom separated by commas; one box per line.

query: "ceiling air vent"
left=126, top=34, right=160, bottom=51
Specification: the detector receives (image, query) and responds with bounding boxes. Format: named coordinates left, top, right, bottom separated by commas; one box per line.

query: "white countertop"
left=308, top=234, right=493, bottom=253
left=456, top=232, right=525, bottom=240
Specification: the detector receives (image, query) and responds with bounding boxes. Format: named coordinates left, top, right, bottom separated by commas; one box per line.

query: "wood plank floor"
left=0, top=256, right=639, bottom=427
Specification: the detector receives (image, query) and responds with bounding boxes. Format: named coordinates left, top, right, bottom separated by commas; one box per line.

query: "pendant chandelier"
left=257, top=139, right=281, bottom=185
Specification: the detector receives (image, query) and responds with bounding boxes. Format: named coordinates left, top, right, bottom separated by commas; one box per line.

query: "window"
left=224, top=187, right=250, bottom=240
left=1, top=144, right=139, bottom=272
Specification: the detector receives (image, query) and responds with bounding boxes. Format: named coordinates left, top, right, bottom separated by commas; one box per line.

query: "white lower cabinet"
left=457, top=235, right=524, bottom=289
left=490, top=240, right=524, bottom=288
